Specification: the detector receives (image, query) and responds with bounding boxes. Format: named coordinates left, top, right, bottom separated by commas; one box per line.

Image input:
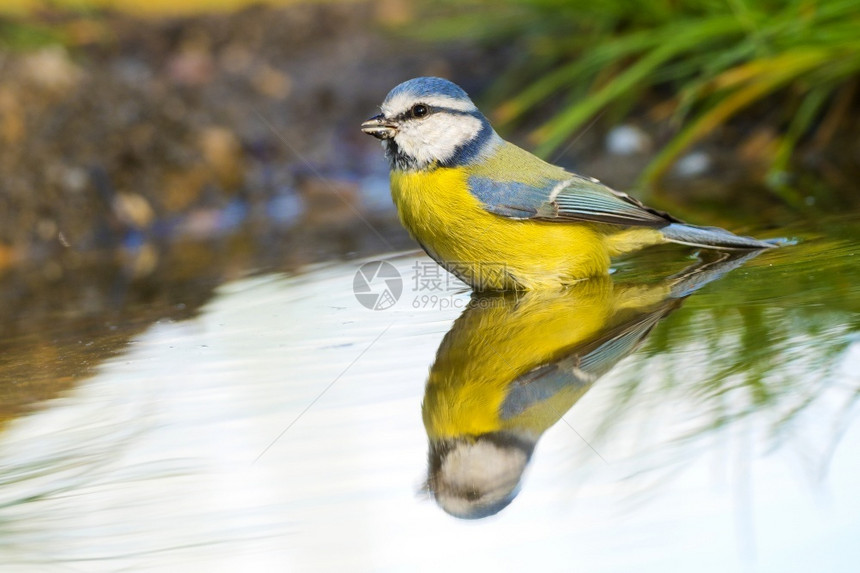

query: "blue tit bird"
left=361, top=77, right=778, bottom=291
left=422, top=251, right=761, bottom=519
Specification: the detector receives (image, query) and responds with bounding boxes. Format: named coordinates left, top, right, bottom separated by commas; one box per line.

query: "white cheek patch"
left=394, top=113, right=483, bottom=167
left=381, top=93, right=477, bottom=117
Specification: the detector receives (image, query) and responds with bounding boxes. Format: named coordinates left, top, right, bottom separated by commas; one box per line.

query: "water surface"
left=1, top=216, right=858, bottom=571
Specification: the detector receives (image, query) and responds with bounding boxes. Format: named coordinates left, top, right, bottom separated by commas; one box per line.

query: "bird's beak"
left=361, top=114, right=397, bottom=140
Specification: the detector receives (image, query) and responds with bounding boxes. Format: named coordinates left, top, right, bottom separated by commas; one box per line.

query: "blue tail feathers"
left=662, top=223, right=778, bottom=250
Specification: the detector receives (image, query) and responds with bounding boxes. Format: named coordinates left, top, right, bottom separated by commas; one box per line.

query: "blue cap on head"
left=383, top=77, right=471, bottom=105
left=370, top=76, right=495, bottom=170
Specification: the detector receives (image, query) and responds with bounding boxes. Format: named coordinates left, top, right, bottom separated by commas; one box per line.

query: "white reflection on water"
left=0, top=253, right=857, bottom=571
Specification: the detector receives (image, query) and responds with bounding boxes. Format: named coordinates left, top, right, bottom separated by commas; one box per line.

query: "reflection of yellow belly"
left=421, top=278, right=674, bottom=440
left=422, top=281, right=616, bottom=439
left=391, top=168, right=661, bottom=290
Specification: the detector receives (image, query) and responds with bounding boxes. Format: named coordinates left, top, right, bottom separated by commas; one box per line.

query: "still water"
left=1, top=216, right=858, bottom=571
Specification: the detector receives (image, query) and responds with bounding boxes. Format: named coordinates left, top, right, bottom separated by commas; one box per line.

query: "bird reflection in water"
left=421, top=252, right=759, bottom=519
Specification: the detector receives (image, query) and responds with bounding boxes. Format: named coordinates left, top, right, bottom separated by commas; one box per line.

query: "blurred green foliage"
left=0, top=18, right=65, bottom=50
left=416, top=0, right=860, bottom=193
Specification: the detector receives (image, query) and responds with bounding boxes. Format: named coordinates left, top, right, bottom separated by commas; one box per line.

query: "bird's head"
left=361, top=77, right=500, bottom=171
left=424, top=433, right=534, bottom=520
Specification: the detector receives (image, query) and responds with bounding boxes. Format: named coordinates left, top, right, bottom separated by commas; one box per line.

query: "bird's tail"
left=666, top=250, right=764, bottom=299
left=661, top=223, right=780, bottom=250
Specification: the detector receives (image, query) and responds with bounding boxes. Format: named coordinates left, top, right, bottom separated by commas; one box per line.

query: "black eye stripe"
left=395, top=106, right=476, bottom=121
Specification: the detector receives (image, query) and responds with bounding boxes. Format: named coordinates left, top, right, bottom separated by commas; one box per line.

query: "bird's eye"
left=411, top=104, right=429, bottom=118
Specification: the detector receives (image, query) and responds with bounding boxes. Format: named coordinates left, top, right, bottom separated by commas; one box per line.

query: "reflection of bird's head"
left=360, top=77, right=500, bottom=171
left=426, top=433, right=534, bottom=519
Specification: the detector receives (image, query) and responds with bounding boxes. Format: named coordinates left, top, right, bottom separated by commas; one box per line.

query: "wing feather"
left=466, top=142, right=679, bottom=227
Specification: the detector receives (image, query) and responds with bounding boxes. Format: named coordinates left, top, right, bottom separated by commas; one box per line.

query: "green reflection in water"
left=602, top=215, right=860, bottom=469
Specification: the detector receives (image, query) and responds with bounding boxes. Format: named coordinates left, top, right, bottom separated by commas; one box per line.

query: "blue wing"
left=468, top=173, right=678, bottom=227
left=462, top=141, right=674, bottom=226
left=499, top=303, right=674, bottom=420
left=464, top=141, right=777, bottom=249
